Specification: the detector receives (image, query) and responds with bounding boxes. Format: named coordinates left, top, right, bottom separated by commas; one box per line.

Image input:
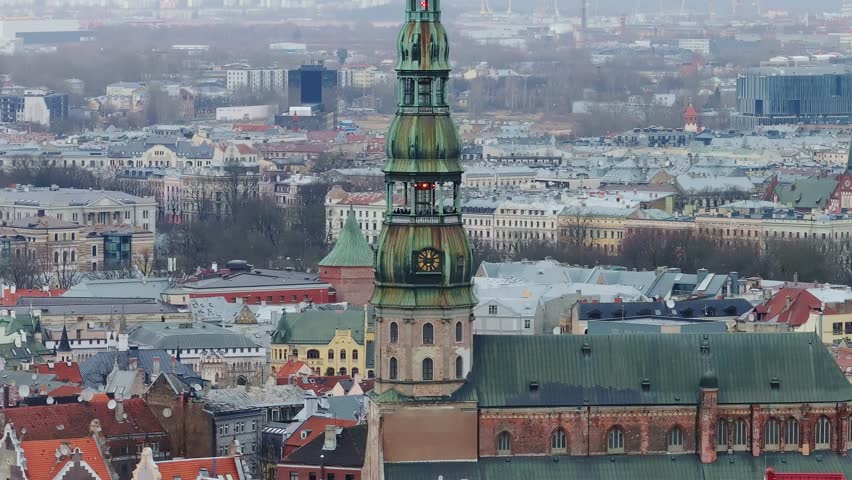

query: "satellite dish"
left=20, top=427, right=26, bottom=435
left=59, top=444, right=71, bottom=456
left=552, top=327, right=561, bottom=335
left=749, top=312, right=756, bottom=322
left=77, top=396, right=83, bottom=402
left=46, top=397, right=54, bottom=405
left=56, top=424, right=64, bottom=431
left=665, top=299, right=675, bottom=309
left=191, top=384, right=202, bottom=392
left=107, top=399, right=117, bottom=410
left=114, top=393, right=123, bottom=401
left=31, top=374, right=37, bottom=380
left=162, top=407, right=173, bottom=418
left=18, top=385, right=29, bottom=397
left=81, top=389, right=95, bottom=402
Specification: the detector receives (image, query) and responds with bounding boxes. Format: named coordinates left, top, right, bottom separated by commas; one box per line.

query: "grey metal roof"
left=202, top=385, right=305, bottom=413
left=15, top=297, right=182, bottom=316
left=318, top=395, right=365, bottom=421
left=0, top=188, right=154, bottom=207
left=79, top=349, right=201, bottom=389
left=64, top=278, right=172, bottom=300
left=578, top=298, right=753, bottom=321
left=108, top=137, right=214, bottom=159
left=183, top=270, right=326, bottom=290
left=128, top=322, right=261, bottom=350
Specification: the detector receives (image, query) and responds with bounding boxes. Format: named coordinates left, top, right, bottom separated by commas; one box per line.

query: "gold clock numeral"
left=417, top=249, right=440, bottom=272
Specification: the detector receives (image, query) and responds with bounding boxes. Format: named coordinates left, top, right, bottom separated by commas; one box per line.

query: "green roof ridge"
left=319, top=206, right=375, bottom=268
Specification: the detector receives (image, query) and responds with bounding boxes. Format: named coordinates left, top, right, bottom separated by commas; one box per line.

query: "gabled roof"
left=22, top=437, right=112, bottom=480
left=319, top=208, right=375, bottom=268
left=201, top=385, right=304, bottom=414
left=283, top=424, right=367, bottom=469
left=5, top=398, right=166, bottom=440
left=34, top=361, right=83, bottom=384
left=155, top=456, right=242, bottom=480
left=79, top=349, right=200, bottom=389
left=285, top=416, right=357, bottom=453
left=276, top=359, right=310, bottom=379
left=774, top=177, right=838, bottom=209
left=453, top=333, right=852, bottom=408
left=754, top=287, right=827, bottom=327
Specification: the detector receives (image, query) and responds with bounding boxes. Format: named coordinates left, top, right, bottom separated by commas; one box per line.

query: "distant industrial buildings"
left=732, top=66, right=852, bottom=129
left=0, top=19, right=93, bottom=55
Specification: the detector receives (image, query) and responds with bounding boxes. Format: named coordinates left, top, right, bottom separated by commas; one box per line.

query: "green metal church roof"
left=452, top=333, right=852, bottom=408
left=319, top=207, right=375, bottom=268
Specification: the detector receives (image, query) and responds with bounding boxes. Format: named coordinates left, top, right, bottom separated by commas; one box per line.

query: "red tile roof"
left=156, top=456, right=242, bottom=480
left=22, top=437, right=112, bottom=480
left=283, top=416, right=357, bottom=456
left=834, top=345, right=852, bottom=378
left=234, top=124, right=273, bottom=132
left=48, top=385, right=83, bottom=398
left=754, top=287, right=831, bottom=327
left=276, top=359, right=310, bottom=380
left=295, top=376, right=351, bottom=395
left=4, top=398, right=166, bottom=440
left=235, top=144, right=258, bottom=155
left=0, top=287, right=64, bottom=306
left=34, top=361, right=83, bottom=384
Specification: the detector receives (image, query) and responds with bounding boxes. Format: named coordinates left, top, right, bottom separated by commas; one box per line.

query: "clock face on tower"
left=416, top=248, right=441, bottom=273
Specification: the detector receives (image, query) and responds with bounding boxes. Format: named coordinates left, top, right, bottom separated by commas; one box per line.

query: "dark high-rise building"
left=284, top=63, right=338, bottom=127
left=732, top=65, right=852, bottom=130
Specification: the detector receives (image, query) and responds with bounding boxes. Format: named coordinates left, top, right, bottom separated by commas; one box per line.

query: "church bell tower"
left=371, top=0, right=476, bottom=399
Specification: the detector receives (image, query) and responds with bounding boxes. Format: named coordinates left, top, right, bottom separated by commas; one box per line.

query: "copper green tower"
left=371, top=0, right=476, bottom=399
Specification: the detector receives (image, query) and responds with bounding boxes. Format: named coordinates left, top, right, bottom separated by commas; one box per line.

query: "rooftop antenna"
left=680, top=0, right=685, bottom=17
left=507, top=0, right=512, bottom=14
left=554, top=0, right=560, bottom=17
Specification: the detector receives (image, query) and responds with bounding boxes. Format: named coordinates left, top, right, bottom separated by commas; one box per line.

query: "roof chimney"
left=323, top=425, right=338, bottom=451
left=152, top=357, right=160, bottom=378
left=115, top=400, right=125, bottom=423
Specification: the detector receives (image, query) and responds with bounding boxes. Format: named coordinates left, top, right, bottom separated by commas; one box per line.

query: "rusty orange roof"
left=48, top=385, right=82, bottom=398
left=22, top=437, right=111, bottom=480
left=156, top=456, right=242, bottom=480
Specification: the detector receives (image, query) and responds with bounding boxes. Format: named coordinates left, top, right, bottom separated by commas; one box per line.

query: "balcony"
left=388, top=209, right=461, bottom=225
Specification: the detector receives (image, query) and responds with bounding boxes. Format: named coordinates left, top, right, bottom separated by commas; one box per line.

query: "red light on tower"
left=414, top=182, right=434, bottom=190
left=420, top=0, right=428, bottom=9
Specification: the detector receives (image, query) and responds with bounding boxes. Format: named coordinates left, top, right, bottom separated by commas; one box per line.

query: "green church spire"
left=372, top=0, right=475, bottom=310
left=319, top=207, right=375, bottom=268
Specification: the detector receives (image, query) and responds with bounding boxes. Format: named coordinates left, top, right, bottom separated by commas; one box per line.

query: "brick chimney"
left=322, top=425, right=338, bottom=451
left=115, top=400, right=125, bottom=423
left=698, top=336, right=718, bottom=464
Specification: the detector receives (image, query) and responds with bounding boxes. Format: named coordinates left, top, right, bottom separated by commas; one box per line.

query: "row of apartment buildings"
left=326, top=186, right=852, bottom=254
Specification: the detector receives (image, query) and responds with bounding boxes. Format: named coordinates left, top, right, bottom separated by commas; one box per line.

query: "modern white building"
left=226, top=68, right=287, bottom=93
left=678, top=38, right=711, bottom=55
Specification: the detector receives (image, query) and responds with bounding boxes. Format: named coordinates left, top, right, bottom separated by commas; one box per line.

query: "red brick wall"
left=277, top=464, right=361, bottom=480
left=320, top=267, right=375, bottom=306
left=188, top=287, right=334, bottom=305
left=480, top=406, right=696, bottom=457
left=479, top=403, right=850, bottom=459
